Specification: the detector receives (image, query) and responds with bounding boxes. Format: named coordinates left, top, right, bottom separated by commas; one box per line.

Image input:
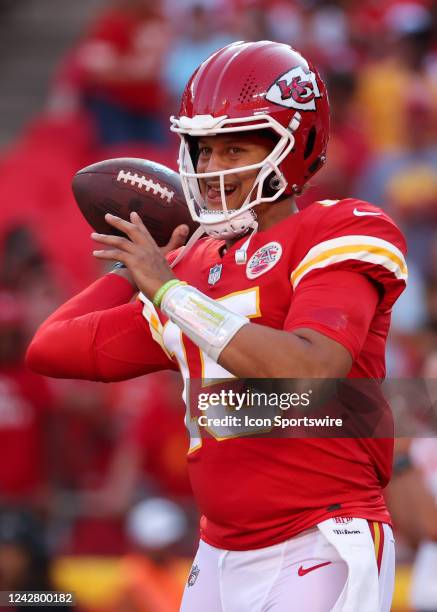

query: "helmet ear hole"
left=262, top=173, right=286, bottom=200
left=269, top=176, right=282, bottom=191
left=304, top=126, right=317, bottom=160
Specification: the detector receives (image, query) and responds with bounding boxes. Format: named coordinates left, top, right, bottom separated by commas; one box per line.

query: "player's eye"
left=198, top=146, right=211, bottom=157
left=228, top=146, right=244, bottom=155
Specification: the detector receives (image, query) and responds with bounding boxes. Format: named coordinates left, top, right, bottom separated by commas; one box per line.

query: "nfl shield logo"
left=208, top=263, right=223, bottom=285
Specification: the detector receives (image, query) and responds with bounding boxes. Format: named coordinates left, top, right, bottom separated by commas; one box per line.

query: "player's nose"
left=201, top=151, right=227, bottom=174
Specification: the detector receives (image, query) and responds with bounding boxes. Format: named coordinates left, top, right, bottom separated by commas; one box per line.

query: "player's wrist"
left=160, top=283, right=249, bottom=362
left=153, top=279, right=187, bottom=308
left=109, top=263, right=137, bottom=288
left=111, top=261, right=126, bottom=270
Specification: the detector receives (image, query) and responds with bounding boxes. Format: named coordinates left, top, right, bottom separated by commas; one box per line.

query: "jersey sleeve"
left=284, top=269, right=380, bottom=360
left=291, top=198, right=408, bottom=314
left=26, top=274, right=176, bottom=382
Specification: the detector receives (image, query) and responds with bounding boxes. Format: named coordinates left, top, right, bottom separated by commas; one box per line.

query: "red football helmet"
left=171, top=41, right=330, bottom=238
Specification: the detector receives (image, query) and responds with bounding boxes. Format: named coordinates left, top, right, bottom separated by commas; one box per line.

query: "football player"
left=27, top=42, right=408, bottom=611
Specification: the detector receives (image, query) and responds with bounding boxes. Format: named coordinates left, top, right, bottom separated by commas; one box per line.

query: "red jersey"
left=27, top=198, right=407, bottom=550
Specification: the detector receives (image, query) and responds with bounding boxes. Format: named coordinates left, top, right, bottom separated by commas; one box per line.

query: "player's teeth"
left=207, top=184, right=234, bottom=191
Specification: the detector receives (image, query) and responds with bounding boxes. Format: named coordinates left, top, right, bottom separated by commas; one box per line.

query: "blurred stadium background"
left=0, top=0, right=436, bottom=610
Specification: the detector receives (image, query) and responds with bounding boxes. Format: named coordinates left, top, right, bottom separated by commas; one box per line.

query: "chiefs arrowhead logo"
left=266, top=66, right=321, bottom=111
left=246, top=242, right=282, bottom=279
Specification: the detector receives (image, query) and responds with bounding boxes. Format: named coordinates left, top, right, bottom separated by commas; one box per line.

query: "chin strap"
left=170, top=219, right=259, bottom=269
left=170, top=225, right=205, bottom=268
left=234, top=221, right=258, bottom=265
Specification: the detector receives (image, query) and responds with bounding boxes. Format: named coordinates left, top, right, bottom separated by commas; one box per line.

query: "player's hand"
left=91, top=212, right=188, bottom=298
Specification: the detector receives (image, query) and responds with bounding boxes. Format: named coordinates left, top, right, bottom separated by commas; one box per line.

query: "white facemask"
left=170, top=113, right=299, bottom=239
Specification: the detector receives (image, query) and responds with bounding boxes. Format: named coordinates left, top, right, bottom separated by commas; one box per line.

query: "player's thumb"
left=163, top=224, right=189, bottom=253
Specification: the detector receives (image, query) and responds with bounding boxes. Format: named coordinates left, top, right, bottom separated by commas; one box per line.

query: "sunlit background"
left=0, top=0, right=436, bottom=610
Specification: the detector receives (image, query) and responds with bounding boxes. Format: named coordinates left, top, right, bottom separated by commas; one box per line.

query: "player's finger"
left=129, top=210, right=146, bottom=228
left=92, top=248, right=127, bottom=262
left=104, top=213, right=144, bottom=242
left=129, top=211, right=158, bottom=244
left=90, top=232, right=136, bottom=253
left=163, top=224, right=189, bottom=254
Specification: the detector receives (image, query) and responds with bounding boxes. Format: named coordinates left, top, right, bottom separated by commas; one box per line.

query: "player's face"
left=196, top=134, right=273, bottom=210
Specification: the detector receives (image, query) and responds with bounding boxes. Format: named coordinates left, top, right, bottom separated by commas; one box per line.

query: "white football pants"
left=181, top=518, right=395, bottom=612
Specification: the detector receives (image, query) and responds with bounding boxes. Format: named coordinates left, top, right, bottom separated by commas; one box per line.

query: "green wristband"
left=153, top=279, right=186, bottom=308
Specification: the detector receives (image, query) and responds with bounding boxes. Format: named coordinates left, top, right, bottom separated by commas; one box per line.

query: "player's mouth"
left=204, top=182, right=238, bottom=208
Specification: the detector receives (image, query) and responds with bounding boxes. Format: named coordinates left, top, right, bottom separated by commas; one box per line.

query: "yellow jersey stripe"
left=291, top=244, right=408, bottom=288
left=373, top=521, right=381, bottom=561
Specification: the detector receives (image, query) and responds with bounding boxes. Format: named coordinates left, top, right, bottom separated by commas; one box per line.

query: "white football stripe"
left=291, top=235, right=408, bottom=289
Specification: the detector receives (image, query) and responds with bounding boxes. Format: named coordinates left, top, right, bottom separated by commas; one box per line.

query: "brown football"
left=72, top=158, right=197, bottom=246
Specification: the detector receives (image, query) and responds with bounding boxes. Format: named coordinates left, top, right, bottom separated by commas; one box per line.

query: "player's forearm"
left=218, top=324, right=352, bottom=379
left=26, top=317, right=99, bottom=379
left=39, top=273, right=136, bottom=327
left=160, top=283, right=352, bottom=379
left=26, top=274, right=137, bottom=380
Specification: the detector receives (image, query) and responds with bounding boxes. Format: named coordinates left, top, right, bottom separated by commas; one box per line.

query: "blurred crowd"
left=0, top=0, right=436, bottom=610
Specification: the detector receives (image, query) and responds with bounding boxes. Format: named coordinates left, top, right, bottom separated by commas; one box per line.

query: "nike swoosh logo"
left=353, top=208, right=382, bottom=217
left=298, top=561, right=332, bottom=576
